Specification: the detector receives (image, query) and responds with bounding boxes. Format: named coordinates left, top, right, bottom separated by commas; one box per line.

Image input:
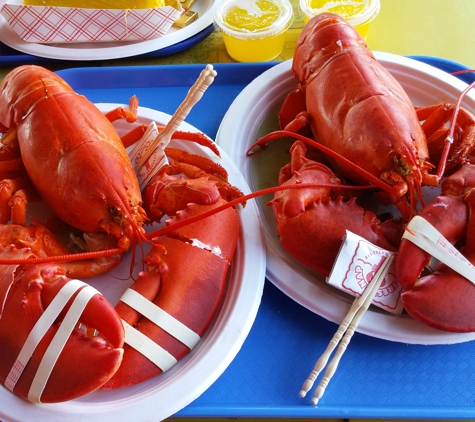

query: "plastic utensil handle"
left=301, top=254, right=394, bottom=404
left=135, top=64, right=217, bottom=171
left=300, top=253, right=394, bottom=397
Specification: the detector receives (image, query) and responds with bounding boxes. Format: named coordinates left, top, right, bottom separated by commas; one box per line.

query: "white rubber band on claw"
left=403, top=215, right=475, bottom=285
left=122, top=320, right=178, bottom=372
left=120, top=288, right=200, bottom=349
left=5, top=279, right=86, bottom=392
left=28, top=284, right=98, bottom=403
left=5, top=279, right=98, bottom=403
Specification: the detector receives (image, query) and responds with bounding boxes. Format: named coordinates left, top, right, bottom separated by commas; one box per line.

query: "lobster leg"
left=0, top=219, right=122, bottom=278
left=102, top=96, right=221, bottom=157
left=0, top=144, right=25, bottom=178
left=142, top=156, right=243, bottom=222
left=120, top=123, right=221, bottom=157
left=0, top=178, right=28, bottom=224
left=416, top=103, right=475, bottom=178
left=165, top=147, right=228, bottom=179
left=0, top=155, right=37, bottom=225
left=104, top=96, right=139, bottom=124
left=278, top=84, right=314, bottom=138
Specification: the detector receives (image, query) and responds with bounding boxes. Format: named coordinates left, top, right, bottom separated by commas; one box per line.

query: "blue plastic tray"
left=56, top=57, right=475, bottom=419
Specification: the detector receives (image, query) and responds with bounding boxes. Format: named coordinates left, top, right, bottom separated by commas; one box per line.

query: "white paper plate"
left=216, top=52, right=475, bottom=345
left=0, top=105, right=266, bottom=422
left=0, top=0, right=218, bottom=60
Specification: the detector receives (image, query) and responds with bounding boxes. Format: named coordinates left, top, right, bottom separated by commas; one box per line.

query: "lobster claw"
left=103, top=199, right=240, bottom=389
left=0, top=245, right=124, bottom=403
left=400, top=264, right=475, bottom=333
left=268, top=140, right=398, bottom=277
left=396, top=165, right=475, bottom=332
left=103, top=153, right=242, bottom=390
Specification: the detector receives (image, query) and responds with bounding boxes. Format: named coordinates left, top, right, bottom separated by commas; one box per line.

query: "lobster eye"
left=108, top=205, right=123, bottom=221
left=392, top=153, right=412, bottom=176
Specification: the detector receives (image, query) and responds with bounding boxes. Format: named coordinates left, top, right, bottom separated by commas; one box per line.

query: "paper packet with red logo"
left=326, top=230, right=404, bottom=315
left=128, top=121, right=168, bottom=191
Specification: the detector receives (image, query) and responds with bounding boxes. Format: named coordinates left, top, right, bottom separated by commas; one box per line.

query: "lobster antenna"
left=248, top=130, right=399, bottom=195
left=145, top=182, right=376, bottom=239
left=0, top=247, right=123, bottom=265
left=135, top=64, right=217, bottom=171
left=436, top=78, right=475, bottom=179
left=0, top=182, right=377, bottom=266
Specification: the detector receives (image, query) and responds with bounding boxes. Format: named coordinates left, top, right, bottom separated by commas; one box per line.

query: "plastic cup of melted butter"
left=299, top=0, right=380, bottom=38
left=214, top=0, right=294, bottom=62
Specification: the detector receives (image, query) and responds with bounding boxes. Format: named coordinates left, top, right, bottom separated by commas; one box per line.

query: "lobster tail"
left=293, top=13, right=367, bottom=83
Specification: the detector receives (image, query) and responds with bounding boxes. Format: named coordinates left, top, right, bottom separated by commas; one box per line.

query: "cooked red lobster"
left=0, top=65, right=242, bottom=402
left=248, top=13, right=475, bottom=333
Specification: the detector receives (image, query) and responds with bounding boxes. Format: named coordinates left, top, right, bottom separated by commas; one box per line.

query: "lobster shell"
left=0, top=65, right=145, bottom=245
left=288, top=13, right=432, bottom=207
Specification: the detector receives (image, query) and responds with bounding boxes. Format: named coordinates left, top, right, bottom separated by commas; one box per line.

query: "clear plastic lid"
left=214, top=0, right=294, bottom=39
left=299, top=0, right=380, bottom=27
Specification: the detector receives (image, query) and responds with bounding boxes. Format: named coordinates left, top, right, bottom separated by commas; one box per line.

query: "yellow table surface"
left=367, top=0, right=475, bottom=68
left=102, top=0, right=475, bottom=70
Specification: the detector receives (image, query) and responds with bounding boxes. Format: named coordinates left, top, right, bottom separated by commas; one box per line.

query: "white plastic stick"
left=135, top=64, right=217, bottom=171
left=300, top=253, right=395, bottom=405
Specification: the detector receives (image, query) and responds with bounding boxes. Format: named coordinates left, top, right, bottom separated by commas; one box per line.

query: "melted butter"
left=307, top=0, right=366, bottom=16
left=223, top=0, right=281, bottom=31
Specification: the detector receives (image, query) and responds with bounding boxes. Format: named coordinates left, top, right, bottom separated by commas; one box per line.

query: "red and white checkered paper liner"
left=0, top=1, right=182, bottom=43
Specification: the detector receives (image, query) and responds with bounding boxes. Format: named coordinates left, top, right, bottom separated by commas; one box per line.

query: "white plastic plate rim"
left=0, top=0, right=220, bottom=60
left=215, top=51, right=475, bottom=345
left=0, top=106, right=266, bottom=422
